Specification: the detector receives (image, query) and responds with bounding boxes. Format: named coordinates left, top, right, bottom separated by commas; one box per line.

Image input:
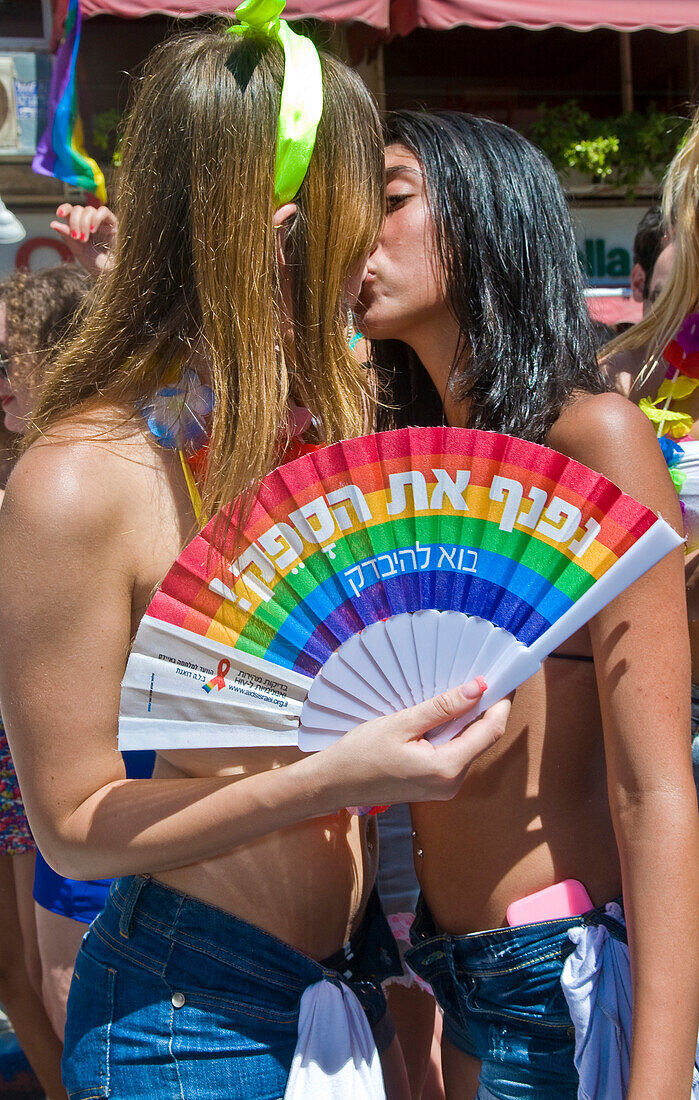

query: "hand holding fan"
left=119, top=427, right=682, bottom=752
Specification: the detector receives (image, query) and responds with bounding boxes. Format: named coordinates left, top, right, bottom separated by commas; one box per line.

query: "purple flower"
left=675, top=312, right=699, bottom=355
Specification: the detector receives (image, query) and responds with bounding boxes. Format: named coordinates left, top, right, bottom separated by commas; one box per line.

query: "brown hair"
left=0, top=264, right=90, bottom=396
left=28, top=25, right=384, bottom=520
left=601, top=104, right=699, bottom=382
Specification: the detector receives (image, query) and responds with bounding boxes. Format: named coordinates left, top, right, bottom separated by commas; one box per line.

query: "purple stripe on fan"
left=281, top=574, right=552, bottom=676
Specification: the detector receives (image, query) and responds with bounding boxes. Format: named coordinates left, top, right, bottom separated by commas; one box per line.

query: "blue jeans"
left=62, top=875, right=400, bottom=1099
left=405, top=894, right=626, bottom=1100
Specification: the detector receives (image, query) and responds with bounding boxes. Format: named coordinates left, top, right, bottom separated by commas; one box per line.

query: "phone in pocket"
left=506, top=879, right=593, bottom=927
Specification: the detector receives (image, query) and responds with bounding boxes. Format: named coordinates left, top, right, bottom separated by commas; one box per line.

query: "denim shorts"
left=62, top=874, right=401, bottom=1100
left=405, top=893, right=626, bottom=1100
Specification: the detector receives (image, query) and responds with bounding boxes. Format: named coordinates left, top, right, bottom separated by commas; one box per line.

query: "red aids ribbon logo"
left=212, top=658, right=230, bottom=689
left=203, top=658, right=231, bottom=694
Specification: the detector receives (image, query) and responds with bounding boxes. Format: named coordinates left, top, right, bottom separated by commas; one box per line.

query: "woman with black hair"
left=358, top=111, right=698, bottom=1100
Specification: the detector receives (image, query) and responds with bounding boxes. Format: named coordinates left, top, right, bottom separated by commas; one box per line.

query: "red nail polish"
left=475, top=676, right=487, bottom=693
left=72, top=230, right=78, bottom=239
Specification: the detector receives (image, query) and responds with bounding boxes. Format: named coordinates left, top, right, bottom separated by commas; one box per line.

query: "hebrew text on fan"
left=212, top=469, right=600, bottom=609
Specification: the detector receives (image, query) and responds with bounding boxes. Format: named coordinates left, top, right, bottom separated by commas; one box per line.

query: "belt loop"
left=598, top=913, right=628, bottom=944
left=443, top=936, right=457, bottom=980
left=582, top=906, right=628, bottom=944
left=118, top=874, right=149, bottom=939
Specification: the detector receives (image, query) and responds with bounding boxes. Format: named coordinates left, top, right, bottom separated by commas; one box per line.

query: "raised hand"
left=50, top=203, right=118, bottom=277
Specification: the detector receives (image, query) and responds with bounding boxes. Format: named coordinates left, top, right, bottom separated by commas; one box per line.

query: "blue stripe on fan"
left=259, top=545, right=571, bottom=674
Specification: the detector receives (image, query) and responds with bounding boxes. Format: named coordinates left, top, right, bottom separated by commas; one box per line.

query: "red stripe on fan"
left=149, top=547, right=227, bottom=626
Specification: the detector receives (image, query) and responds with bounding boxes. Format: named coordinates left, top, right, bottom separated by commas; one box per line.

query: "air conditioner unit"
left=0, top=52, right=52, bottom=158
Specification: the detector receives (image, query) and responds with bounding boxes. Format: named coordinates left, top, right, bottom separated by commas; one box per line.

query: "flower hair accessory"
left=140, top=368, right=214, bottom=453
left=227, top=0, right=323, bottom=207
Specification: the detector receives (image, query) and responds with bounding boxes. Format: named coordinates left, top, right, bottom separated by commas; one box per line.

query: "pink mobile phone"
left=506, top=879, right=593, bottom=927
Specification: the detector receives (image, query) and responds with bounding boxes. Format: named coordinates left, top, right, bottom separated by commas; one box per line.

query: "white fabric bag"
left=284, top=978, right=386, bottom=1100
left=561, top=902, right=699, bottom=1099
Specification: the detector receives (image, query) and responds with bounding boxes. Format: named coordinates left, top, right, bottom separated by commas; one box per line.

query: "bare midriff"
left=122, top=437, right=377, bottom=965
left=411, top=626, right=621, bottom=935
left=152, top=746, right=378, bottom=961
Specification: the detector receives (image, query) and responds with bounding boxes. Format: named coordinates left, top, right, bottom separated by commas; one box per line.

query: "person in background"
left=609, top=205, right=675, bottom=398
left=0, top=265, right=89, bottom=1100
left=0, top=266, right=154, bottom=1049
left=603, top=105, right=699, bottom=799
left=630, top=205, right=664, bottom=311
left=50, top=203, right=117, bottom=278
left=378, top=803, right=445, bottom=1100
left=359, top=109, right=697, bottom=1099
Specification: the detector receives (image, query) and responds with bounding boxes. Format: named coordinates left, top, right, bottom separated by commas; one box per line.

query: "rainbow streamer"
left=32, top=0, right=107, bottom=202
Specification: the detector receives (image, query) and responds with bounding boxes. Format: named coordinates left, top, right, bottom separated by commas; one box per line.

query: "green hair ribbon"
left=228, top=0, right=323, bottom=207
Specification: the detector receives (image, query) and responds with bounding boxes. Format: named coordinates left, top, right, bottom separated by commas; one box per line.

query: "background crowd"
left=0, top=15, right=697, bottom=1100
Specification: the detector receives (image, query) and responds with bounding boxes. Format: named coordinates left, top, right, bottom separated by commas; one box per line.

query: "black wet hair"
left=373, top=110, right=607, bottom=443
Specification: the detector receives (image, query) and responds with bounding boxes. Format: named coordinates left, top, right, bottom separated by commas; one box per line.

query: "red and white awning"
left=72, top=0, right=699, bottom=34
left=390, top=0, right=699, bottom=34
left=78, top=0, right=389, bottom=28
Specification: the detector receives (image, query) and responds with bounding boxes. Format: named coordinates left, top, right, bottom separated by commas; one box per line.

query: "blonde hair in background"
left=27, top=24, right=384, bottom=521
left=601, top=104, right=699, bottom=385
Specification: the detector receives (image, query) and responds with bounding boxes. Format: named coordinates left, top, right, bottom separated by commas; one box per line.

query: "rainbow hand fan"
left=119, top=427, right=682, bottom=752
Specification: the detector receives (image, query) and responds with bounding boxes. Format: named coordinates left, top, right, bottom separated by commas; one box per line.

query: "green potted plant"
left=529, top=100, right=689, bottom=195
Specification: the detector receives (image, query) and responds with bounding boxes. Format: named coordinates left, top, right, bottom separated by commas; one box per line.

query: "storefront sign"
left=570, top=204, right=651, bottom=288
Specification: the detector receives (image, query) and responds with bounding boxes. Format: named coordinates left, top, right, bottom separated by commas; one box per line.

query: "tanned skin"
left=358, top=145, right=699, bottom=1100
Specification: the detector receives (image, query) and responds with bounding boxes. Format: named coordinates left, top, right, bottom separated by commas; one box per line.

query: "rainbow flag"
left=32, top=0, right=106, bottom=202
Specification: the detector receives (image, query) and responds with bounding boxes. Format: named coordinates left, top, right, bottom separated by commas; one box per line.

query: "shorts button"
left=171, top=991, right=186, bottom=1008
left=567, top=1025, right=576, bottom=1038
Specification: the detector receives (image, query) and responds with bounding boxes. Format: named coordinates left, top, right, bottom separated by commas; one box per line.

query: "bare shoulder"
left=549, top=390, right=650, bottom=452
left=548, top=391, right=682, bottom=528
left=0, top=407, right=192, bottom=608
left=2, top=408, right=164, bottom=547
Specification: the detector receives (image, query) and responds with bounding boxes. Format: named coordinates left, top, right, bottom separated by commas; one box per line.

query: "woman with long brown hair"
left=0, top=17, right=508, bottom=1100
